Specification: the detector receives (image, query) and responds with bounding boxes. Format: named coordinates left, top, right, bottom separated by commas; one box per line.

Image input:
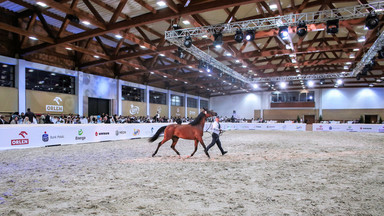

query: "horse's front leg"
left=198, top=137, right=210, bottom=158
left=190, top=139, right=199, bottom=157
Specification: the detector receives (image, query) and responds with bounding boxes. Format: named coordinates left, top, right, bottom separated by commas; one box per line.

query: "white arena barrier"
left=312, top=123, right=384, bottom=133
left=0, top=123, right=306, bottom=151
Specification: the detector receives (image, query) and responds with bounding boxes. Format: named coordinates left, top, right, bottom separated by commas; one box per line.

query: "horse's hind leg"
left=198, top=138, right=210, bottom=158
left=190, top=139, right=199, bottom=157
left=170, top=136, right=181, bottom=157
left=152, top=137, right=171, bottom=157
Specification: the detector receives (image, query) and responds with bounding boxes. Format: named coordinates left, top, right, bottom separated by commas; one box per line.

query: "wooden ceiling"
left=0, top=0, right=383, bottom=97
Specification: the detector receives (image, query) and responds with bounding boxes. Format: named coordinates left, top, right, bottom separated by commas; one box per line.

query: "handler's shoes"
left=222, top=151, right=228, bottom=155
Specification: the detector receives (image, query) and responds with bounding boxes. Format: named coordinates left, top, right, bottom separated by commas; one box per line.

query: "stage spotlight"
left=320, top=79, right=325, bottom=85
left=234, top=29, right=244, bottom=43
left=337, top=79, right=343, bottom=85
left=307, top=80, right=314, bottom=87
left=177, top=47, right=184, bottom=59
left=213, top=32, right=223, bottom=48
left=184, top=34, right=192, bottom=48
left=366, top=58, right=375, bottom=70
left=296, top=21, right=307, bottom=37
left=378, top=46, right=384, bottom=59
left=172, top=24, right=182, bottom=37
left=245, top=30, right=255, bottom=41
left=280, top=82, right=287, bottom=88
left=279, top=26, right=289, bottom=39
left=366, top=11, right=379, bottom=30
left=326, top=19, right=339, bottom=34
left=356, top=73, right=361, bottom=81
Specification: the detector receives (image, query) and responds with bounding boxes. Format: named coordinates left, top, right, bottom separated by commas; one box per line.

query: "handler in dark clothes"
left=206, top=116, right=227, bottom=155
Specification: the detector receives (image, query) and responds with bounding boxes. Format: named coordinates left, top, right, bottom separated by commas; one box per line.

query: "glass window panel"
left=187, top=97, right=197, bottom=108
left=26, top=68, right=75, bottom=95
left=122, top=86, right=145, bottom=102
left=149, top=91, right=166, bottom=104
left=0, top=63, right=15, bottom=87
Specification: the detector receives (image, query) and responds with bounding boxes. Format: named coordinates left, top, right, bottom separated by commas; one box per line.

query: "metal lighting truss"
left=352, top=30, right=384, bottom=76
left=253, top=73, right=351, bottom=82
left=165, top=1, right=384, bottom=85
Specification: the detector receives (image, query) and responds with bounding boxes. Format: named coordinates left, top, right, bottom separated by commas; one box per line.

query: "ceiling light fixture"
left=184, top=34, right=192, bottom=48
left=296, top=21, right=307, bottom=37
left=245, top=30, right=255, bottom=41
left=157, top=1, right=166, bottom=6
left=278, top=26, right=289, bottom=39
left=234, top=29, right=244, bottom=43
left=366, top=11, right=379, bottom=30
left=326, top=19, right=339, bottom=34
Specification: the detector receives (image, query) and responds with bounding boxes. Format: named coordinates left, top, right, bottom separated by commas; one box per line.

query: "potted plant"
left=318, top=115, right=323, bottom=123
left=296, top=115, right=301, bottom=123
left=379, top=116, right=383, bottom=124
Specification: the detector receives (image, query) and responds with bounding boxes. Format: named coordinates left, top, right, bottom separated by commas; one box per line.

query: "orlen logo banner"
left=46, top=96, right=64, bottom=112
left=133, top=129, right=140, bottom=136
left=11, top=131, right=29, bottom=145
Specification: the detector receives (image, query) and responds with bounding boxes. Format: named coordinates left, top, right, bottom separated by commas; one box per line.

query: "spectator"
left=23, top=116, right=31, bottom=124
left=0, top=115, right=7, bottom=124
left=39, top=115, right=45, bottom=124
left=25, top=108, right=36, bottom=123
left=10, top=116, right=18, bottom=124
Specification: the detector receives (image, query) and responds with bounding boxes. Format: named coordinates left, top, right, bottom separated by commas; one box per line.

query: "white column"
left=318, top=89, right=323, bottom=117
left=16, top=59, right=26, bottom=113
left=197, top=96, right=201, bottom=111
left=167, top=90, right=171, bottom=118
left=146, top=85, right=150, bottom=116
left=184, top=93, right=188, bottom=118
left=76, top=71, right=84, bottom=116
left=116, top=79, right=122, bottom=116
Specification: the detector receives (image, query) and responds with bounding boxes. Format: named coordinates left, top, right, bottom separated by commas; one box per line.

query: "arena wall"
left=0, top=86, right=18, bottom=113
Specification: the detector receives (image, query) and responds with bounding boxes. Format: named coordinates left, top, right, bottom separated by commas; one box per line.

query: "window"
left=0, top=63, right=15, bottom=87
left=271, top=91, right=315, bottom=103
left=187, top=97, right=197, bottom=108
left=26, top=68, right=75, bottom=94
left=149, top=91, right=166, bottom=104
left=122, top=86, right=144, bottom=102
left=171, top=95, right=184, bottom=106
left=200, top=100, right=209, bottom=109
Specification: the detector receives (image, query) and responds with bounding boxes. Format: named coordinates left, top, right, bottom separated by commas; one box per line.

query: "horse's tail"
left=148, top=126, right=167, bottom=142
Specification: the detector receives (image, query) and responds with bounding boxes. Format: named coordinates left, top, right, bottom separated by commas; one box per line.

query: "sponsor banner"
left=312, top=124, right=384, bottom=133
left=204, top=123, right=306, bottom=132
left=7, top=123, right=384, bottom=151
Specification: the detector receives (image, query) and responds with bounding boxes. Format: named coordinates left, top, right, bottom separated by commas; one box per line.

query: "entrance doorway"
left=304, top=115, right=315, bottom=124
left=88, top=97, right=110, bottom=116
left=364, top=115, right=378, bottom=124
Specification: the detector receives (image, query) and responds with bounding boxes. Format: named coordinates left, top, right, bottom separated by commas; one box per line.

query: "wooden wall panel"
left=122, top=101, right=146, bottom=116
left=171, top=106, right=185, bottom=118
left=263, top=109, right=319, bottom=120
left=0, top=87, right=18, bottom=113
left=254, top=110, right=261, bottom=119
left=26, top=90, right=77, bottom=114
left=322, top=109, right=384, bottom=121
left=149, top=103, right=168, bottom=118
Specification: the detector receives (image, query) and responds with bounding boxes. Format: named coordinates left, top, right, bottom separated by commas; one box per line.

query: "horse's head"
left=202, top=107, right=217, bottom=117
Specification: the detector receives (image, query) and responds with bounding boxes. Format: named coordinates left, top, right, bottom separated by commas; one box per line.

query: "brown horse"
left=149, top=108, right=217, bottom=158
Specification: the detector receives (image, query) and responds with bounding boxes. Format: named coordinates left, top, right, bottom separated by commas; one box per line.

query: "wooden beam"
left=21, top=0, right=264, bottom=55
left=109, top=0, right=128, bottom=23
left=0, top=22, right=55, bottom=43
left=165, top=0, right=179, bottom=13
left=82, top=0, right=106, bottom=25
left=134, top=0, right=157, bottom=14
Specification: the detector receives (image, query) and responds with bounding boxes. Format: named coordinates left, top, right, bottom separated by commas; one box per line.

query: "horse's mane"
left=189, top=111, right=206, bottom=126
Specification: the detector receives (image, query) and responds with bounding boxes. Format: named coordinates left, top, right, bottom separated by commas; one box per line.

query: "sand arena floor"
left=0, top=130, right=384, bottom=216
